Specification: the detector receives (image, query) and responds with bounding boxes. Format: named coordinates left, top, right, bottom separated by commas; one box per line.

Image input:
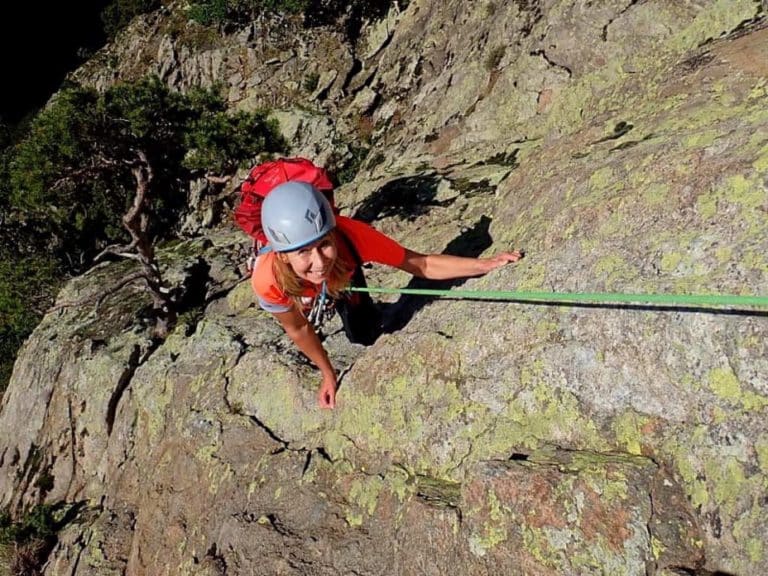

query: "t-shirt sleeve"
left=251, top=255, right=293, bottom=313
left=336, top=216, right=406, bottom=267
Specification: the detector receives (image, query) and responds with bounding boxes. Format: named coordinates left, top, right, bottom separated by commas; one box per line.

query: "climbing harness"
left=307, top=281, right=337, bottom=329
left=347, top=286, right=768, bottom=313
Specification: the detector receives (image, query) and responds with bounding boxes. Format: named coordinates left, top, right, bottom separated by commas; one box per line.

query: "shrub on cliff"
left=8, top=75, right=283, bottom=270
left=1, top=75, right=285, bottom=387
left=101, top=0, right=161, bottom=39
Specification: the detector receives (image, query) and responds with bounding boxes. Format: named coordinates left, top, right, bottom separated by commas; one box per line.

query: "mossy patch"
left=468, top=489, right=509, bottom=557
left=753, top=148, right=768, bottom=173
left=706, top=457, right=747, bottom=516
left=706, top=367, right=768, bottom=411
left=414, top=475, right=461, bottom=509
left=746, top=538, right=764, bottom=563
left=670, top=0, right=760, bottom=54
left=613, top=411, right=651, bottom=456
left=715, top=246, right=733, bottom=264
left=344, top=475, right=385, bottom=523
left=684, top=130, right=719, bottom=149
left=663, top=438, right=709, bottom=508
left=195, top=441, right=233, bottom=496
left=660, top=252, right=683, bottom=273
left=696, top=173, right=766, bottom=233
left=651, top=535, right=666, bottom=560
left=743, top=250, right=768, bottom=274
left=330, top=341, right=468, bottom=475
left=588, top=167, right=615, bottom=192
left=642, top=183, right=668, bottom=206
left=517, top=262, right=547, bottom=291
left=755, top=439, right=768, bottom=474
left=473, top=375, right=605, bottom=459
left=594, top=254, right=637, bottom=287
left=707, top=367, right=741, bottom=401
left=521, top=525, right=561, bottom=568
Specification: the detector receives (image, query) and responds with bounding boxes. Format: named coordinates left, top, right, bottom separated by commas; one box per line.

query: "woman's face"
left=281, top=234, right=337, bottom=285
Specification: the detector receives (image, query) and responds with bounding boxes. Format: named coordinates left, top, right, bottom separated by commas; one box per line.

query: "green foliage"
left=187, top=0, right=310, bottom=25
left=10, top=89, right=102, bottom=214
left=260, top=0, right=310, bottom=11
left=331, top=143, right=369, bottom=185
left=0, top=504, right=66, bottom=575
left=101, top=0, right=161, bottom=39
left=188, top=0, right=230, bottom=25
left=8, top=76, right=283, bottom=268
left=0, top=252, right=57, bottom=394
left=101, top=76, right=196, bottom=143
left=0, top=505, right=56, bottom=546
left=0, top=120, right=9, bottom=149
left=2, top=76, right=284, bottom=390
left=10, top=85, right=141, bottom=264
left=185, top=0, right=398, bottom=32
left=184, top=109, right=285, bottom=173
left=0, top=131, right=10, bottom=212
left=303, top=72, right=320, bottom=93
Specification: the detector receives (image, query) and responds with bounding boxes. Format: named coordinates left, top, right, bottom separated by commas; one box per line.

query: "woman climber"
left=251, top=181, right=522, bottom=409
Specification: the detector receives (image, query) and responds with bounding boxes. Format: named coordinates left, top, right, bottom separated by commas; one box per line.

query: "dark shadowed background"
left=0, top=1, right=111, bottom=125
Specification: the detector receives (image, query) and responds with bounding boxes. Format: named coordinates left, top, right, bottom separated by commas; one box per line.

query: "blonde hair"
left=272, top=231, right=352, bottom=306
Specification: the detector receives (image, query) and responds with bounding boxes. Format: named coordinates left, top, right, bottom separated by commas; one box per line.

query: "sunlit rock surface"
left=1, top=1, right=767, bottom=574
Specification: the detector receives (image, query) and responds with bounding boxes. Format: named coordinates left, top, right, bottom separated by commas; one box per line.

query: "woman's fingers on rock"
left=500, top=251, right=523, bottom=262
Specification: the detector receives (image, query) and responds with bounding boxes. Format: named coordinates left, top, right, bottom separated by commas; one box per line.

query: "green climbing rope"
left=348, top=286, right=768, bottom=310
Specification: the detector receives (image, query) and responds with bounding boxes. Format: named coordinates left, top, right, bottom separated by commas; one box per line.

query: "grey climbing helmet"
left=260, top=181, right=336, bottom=252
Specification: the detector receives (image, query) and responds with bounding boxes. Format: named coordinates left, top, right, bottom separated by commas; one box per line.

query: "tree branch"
left=94, top=240, right=141, bottom=263
left=50, top=157, right=126, bottom=192
left=206, top=174, right=232, bottom=185
left=54, top=150, right=178, bottom=338
left=123, top=150, right=176, bottom=338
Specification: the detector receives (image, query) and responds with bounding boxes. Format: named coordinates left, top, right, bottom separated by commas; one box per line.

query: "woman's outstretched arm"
left=398, top=248, right=523, bottom=280
left=273, top=307, right=337, bottom=409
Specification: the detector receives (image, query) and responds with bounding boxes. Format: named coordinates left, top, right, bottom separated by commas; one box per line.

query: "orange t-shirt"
left=252, top=216, right=406, bottom=312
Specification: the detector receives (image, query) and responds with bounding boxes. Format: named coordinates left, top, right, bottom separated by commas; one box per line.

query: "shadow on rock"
left=352, top=173, right=452, bottom=223
left=380, top=215, right=493, bottom=334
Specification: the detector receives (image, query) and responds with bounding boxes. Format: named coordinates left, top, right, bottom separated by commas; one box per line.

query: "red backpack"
left=234, top=157, right=337, bottom=246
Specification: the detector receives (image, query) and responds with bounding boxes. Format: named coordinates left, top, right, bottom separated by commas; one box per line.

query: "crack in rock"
left=530, top=48, right=572, bottom=77
left=105, top=345, right=142, bottom=436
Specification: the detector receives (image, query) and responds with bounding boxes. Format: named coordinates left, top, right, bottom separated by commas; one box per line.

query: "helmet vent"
left=267, top=227, right=291, bottom=244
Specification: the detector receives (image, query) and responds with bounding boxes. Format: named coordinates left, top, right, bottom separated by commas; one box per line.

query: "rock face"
left=2, top=1, right=768, bottom=574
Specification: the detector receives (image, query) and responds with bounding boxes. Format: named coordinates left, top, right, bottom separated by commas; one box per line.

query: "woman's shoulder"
left=336, top=215, right=369, bottom=232
left=336, top=216, right=389, bottom=240
left=250, top=252, right=293, bottom=311
left=251, top=252, right=279, bottom=296
left=335, top=216, right=406, bottom=266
